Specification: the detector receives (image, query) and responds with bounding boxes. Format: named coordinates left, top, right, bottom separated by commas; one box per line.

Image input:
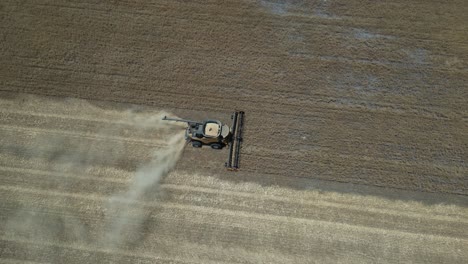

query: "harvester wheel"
left=192, top=141, right=202, bottom=148
left=210, top=143, right=223, bottom=150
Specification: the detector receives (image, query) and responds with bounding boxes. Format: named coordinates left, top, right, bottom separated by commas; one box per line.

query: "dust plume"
left=1, top=95, right=186, bottom=250
left=102, top=121, right=186, bottom=248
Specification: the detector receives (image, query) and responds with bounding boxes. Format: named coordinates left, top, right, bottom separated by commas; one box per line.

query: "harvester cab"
left=162, top=111, right=244, bottom=170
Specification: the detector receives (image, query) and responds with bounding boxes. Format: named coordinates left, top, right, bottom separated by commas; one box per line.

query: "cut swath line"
left=2, top=185, right=467, bottom=241
left=0, top=109, right=140, bottom=126
left=0, top=166, right=130, bottom=184
left=0, top=157, right=134, bottom=180
left=0, top=257, right=49, bottom=264
left=2, top=166, right=465, bottom=223
left=0, top=124, right=168, bottom=147
left=160, top=183, right=468, bottom=224
left=0, top=108, right=184, bottom=131
left=0, top=236, right=217, bottom=264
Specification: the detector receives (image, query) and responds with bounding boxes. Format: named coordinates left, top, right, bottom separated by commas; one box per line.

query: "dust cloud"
left=103, top=125, right=186, bottom=248
left=1, top=95, right=186, bottom=249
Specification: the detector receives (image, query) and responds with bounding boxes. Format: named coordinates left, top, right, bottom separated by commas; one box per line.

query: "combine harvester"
left=162, top=111, right=244, bottom=170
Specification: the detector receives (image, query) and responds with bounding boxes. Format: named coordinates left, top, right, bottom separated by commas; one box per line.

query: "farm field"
left=0, top=94, right=467, bottom=263
left=1, top=0, right=467, bottom=263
